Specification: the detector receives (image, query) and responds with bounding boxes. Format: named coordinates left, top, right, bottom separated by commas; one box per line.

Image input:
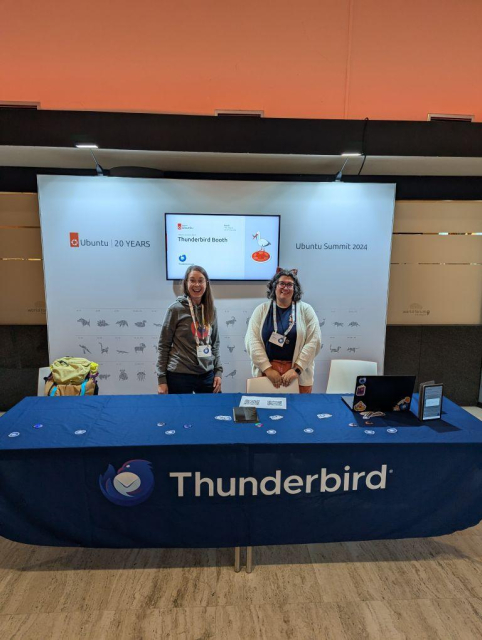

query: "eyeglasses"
left=188, top=279, right=206, bottom=286
left=277, top=282, right=294, bottom=290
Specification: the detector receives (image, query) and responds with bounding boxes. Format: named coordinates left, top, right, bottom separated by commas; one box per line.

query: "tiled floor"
left=0, top=406, right=481, bottom=638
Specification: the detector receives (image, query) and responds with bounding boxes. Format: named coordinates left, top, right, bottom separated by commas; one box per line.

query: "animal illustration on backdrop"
left=134, top=343, right=146, bottom=353
left=226, top=370, right=237, bottom=378
left=99, top=343, right=109, bottom=354
left=333, top=322, right=344, bottom=327
left=117, top=350, right=129, bottom=354
left=226, top=316, right=236, bottom=327
left=116, top=320, right=129, bottom=328
left=134, top=320, right=147, bottom=328
left=77, top=318, right=90, bottom=327
left=119, top=369, right=128, bottom=381
left=99, top=460, right=154, bottom=507
left=348, top=321, right=360, bottom=327
left=137, top=371, right=146, bottom=382
left=227, top=345, right=235, bottom=353
left=97, top=320, right=109, bottom=327
left=153, top=323, right=162, bottom=327
left=79, top=344, right=91, bottom=354
left=99, top=374, right=111, bottom=380
left=347, top=347, right=359, bottom=353
left=319, top=319, right=326, bottom=327
left=330, top=345, right=341, bottom=353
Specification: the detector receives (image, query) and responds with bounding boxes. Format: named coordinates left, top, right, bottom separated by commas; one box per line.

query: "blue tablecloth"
left=1, top=393, right=481, bottom=548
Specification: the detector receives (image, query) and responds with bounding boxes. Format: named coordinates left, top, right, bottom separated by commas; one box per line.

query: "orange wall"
left=2, top=0, right=482, bottom=120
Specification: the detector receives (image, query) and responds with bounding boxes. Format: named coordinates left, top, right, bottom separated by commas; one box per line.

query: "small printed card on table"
left=239, top=396, right=287, bottom=410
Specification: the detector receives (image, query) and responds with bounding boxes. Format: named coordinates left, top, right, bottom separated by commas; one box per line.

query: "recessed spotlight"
left=75, top=143, right=98, bottom=149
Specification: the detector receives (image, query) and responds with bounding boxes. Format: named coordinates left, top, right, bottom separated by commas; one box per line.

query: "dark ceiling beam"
left=1, top=108, right=482, bottom=157
left=2, top=166, right=482, bottom=200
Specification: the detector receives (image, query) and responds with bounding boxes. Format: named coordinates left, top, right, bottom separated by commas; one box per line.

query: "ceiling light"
left=75, top=143, right=98, bottom=149
left=341, top=152, right=362, bottom=157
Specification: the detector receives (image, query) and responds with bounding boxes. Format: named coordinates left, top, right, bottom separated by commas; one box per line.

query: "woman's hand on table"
left=213, top=376, right=222, bottom=393
left=158, top=384, right=168, bottom=394
left=264, top=367, right=282, bottom=388
left=281, top=368, right=299, bottom=387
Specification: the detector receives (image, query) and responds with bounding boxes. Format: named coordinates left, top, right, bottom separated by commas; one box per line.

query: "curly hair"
left=266, top=269, right=303, bottom=303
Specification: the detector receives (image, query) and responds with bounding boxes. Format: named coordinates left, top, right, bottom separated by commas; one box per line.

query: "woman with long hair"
left=157, top=265, right=222, bottom=394
left=245, top=268, right=321, bottom=393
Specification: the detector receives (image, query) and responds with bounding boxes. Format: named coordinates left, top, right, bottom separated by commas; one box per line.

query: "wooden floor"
left=1, top=408, right=481, bottom=639
left=2, top=526, right=482, bottom=639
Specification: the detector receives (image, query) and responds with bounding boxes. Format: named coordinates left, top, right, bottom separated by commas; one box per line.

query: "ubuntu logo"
left=99, top=459, right=154, bottom=506
left=70, top=232, right=79, bottom=248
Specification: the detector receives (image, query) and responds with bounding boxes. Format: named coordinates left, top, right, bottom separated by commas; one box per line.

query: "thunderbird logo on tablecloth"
left=99, top=459, right=154, bottom=506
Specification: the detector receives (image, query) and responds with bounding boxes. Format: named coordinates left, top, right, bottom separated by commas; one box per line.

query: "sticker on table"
left=365, top=421, right=374, bottom=425
left=157, top=422, right=166, bottom=427
left=349, top=422, right=358, bottom=427
left=354, top=401, right=366, bottom=412
left=364, top=430, right=375, bottom=435
left=359, top=377, right=366, bottom=384
left=255, top=422, right=263, bottom=428
left=269, top=415, right=284, bottom=420
left=165, top=430, right=176, bottom=435
left=267, top=429, right=277, bottom=435
left=387, top=428, right=398, bottom=434
left=215, top=415, right=232, bottom=421
left=317, top=413, right=332, bottom=419
left=33, top=423, right=43, bottom=429
left=355, top=384, right=366, bottom=396
left=8, top=432, right=20, bottom=438
left=183, top=424, right=192, bottom=429
left=304, top=428, right=314, bottom=434
left=74, top=430, right=86, bottom=435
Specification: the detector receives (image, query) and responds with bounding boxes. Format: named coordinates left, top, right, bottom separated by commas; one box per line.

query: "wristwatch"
left=293, top=366, right=302, bottom=376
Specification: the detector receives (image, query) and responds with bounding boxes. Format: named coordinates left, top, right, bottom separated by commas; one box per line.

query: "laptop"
left=342, top=375, right=416, bottom=412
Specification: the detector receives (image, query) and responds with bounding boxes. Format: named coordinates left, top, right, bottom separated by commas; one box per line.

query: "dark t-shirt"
left=262, top=303, right=297, bottom=361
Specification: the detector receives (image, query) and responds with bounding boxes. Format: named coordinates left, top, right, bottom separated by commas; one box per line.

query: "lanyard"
left=273, top=301, right=296, bottom=336
left=187, top=297, right=211, bottom=346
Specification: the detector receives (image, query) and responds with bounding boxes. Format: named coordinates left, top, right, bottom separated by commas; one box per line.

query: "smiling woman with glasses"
left=245, top=268, right=322, bottom=393
left=156, top=265, right=223, bottom=395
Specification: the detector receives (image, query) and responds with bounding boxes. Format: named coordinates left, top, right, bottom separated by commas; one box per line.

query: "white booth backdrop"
left=38, top=176, right=395, bottom=394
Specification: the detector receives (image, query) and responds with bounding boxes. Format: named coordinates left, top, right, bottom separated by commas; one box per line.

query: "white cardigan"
left=245, top=301, right=322, bottom=386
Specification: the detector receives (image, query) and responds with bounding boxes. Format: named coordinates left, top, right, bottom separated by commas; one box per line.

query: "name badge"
left=269, top=332, right=286, bottom=347
left=197, top=345, right=212, bottom=358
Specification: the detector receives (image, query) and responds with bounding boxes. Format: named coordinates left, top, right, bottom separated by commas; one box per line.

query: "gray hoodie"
left=157, top=295, right=223, bottom=384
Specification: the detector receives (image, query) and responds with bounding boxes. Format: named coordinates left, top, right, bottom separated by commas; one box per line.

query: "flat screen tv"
left=165, top=213, right=280, bottom=281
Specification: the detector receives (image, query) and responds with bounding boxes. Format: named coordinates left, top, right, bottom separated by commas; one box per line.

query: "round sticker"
left=255, top=422, right=263, bottom=427
left=359, top=378, right=366, bottom=384
left=269, top=415, right=283, bottom=420
left=267, top=429, right=277, bottom=435
left=364, top=430, right=375, bottom=435
left=74, top=430, right=86, bottom=435
left=183, top=424, right=192, bottom=429
left=215, top=416, right=232, bottom=421
left=33, top=423, right=43, bottom=429
left=349, top=422, right=358, bottom=427
left=157, top=422, right=166, bottom=427
left=387, top=428, right=398, bottom=434
left=8, top=432, right=20, bottom=438
left=365, top=421, right=374, bottom=425
left=165, top=430, right=176, bottom=435
left=317, top=413, right=332, bottom=419
left=304, top=428, right=314, bottom=434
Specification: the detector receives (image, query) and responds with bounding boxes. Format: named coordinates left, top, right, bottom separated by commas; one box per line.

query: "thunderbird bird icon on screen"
left=99, top=459, right=154, bottom=506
